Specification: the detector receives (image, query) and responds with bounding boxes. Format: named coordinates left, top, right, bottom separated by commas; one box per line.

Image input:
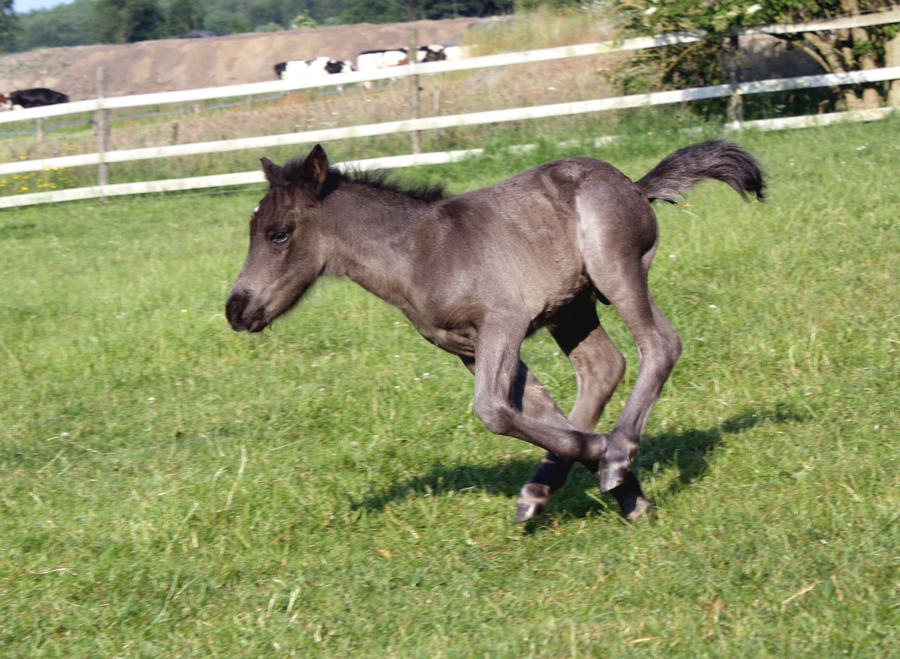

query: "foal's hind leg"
left=515, top=296, right=651, bottom=522
left=588, top=256, right=682, bottom=491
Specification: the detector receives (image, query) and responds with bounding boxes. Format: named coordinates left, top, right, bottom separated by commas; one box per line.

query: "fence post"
left=887, top=29, right=900, bottom=107
left=408, top=28, right=421, bottom=157
left=724, top=34, right=743, bottom=127
left=36, top=118, right=44, bottom=142
left=96, top=67, right=110, bottom=200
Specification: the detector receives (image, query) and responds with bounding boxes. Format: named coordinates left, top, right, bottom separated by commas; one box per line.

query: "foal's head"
left=226, top=144, right=333, bottom=332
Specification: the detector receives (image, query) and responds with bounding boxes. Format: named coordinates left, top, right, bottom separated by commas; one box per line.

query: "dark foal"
left=226, top=140, right=764, bottom=522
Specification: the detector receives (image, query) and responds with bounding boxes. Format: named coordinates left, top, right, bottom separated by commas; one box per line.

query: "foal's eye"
left=271, top=231, right=290, bottom=244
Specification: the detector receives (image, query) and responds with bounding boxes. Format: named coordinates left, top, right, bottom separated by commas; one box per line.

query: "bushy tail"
left=636, top=139, right=765, bottom=204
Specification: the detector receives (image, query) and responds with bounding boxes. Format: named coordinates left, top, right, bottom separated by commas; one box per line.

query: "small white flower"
left=644, top=7, right=657, bottom=15
left=147, top=397, right=155, bottom=403
left=708, top=304, right=717, bottom=309
left=746, top=4, right=762, bottom=14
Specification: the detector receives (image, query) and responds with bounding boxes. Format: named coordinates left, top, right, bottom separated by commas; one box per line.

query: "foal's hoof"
left=608, top=471, right=655, bottom=522
left=626, top=498, right=656, bottom=522
left=621, top=495, right=655, bottom=523
left=514, top=499, right=545, bottom=523
left=595, top=462, right=628, bottom=492
left=514, top=483, right=551, bottom=523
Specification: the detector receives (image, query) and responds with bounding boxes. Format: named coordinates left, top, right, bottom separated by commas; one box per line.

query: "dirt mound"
left=0, top=17, right=477, bottom=100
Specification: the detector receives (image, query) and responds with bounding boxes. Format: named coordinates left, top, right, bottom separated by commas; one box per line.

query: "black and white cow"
left=356, top=48, right=410, bottom=72
left=416, top=44, right=447, bottom=62
left=274, top=57, right=354, bottom=82
left=355, top=45, right=449, bottom=73
left=4, top=87, right=69, bottom=109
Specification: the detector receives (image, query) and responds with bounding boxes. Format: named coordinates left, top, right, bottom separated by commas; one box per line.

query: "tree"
left=168, top=0, right=205, bottom=35
left=421, top=0, right=513, bottom=19
left=15, top=0, right=95, bottom=51
left=0, top=0, right=16, bottom=53
left=126, top=0, right=165, bottom=41
left=92, top=0, right=165, bottom=43
left=291, top=12, right=317, bottom=28
left=619, top=0, right=900, bottom=110
left=339, top=0, right=407, bottom=24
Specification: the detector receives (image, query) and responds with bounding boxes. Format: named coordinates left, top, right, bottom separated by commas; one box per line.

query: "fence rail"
left=1, top=9, right=898, bottom=208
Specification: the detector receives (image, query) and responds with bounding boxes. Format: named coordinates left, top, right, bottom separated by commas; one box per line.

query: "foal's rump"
left=430, top=141, right=763, bottom=307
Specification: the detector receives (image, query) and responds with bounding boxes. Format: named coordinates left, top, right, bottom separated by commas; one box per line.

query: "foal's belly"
left=408, top=269, right=589, bottom=359
left=424, top=325, right=477, bottom=358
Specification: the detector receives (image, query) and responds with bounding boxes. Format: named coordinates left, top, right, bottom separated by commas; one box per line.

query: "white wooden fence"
left=1, top=8, right=898, bottom=209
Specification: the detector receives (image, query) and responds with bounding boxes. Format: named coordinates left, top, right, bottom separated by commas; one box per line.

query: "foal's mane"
left=343, top=168, right=448, bottom=202
left=281, top=156, right=447, bottom=202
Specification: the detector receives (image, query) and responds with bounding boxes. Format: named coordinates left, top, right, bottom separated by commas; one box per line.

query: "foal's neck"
left=321, top=182, right=433, bottom=311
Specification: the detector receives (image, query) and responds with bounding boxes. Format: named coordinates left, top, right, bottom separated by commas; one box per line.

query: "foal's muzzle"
left=225, top=292, right=268, bottom=332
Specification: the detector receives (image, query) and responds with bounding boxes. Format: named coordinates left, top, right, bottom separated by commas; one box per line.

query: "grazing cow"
left=8, top=87, right=69, bottom=108
left=356, top=46, right=449, bottom=73
left=442, top=45, right=467, bottom=60
left=275, top=57, right=354, bottom=82
left=416, top=45, right=447, bottom=62
left=356, top=48, right=410, bottom=72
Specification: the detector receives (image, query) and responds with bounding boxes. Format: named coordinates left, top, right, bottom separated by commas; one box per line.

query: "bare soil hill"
left=0, top=17, right=477, bottom=100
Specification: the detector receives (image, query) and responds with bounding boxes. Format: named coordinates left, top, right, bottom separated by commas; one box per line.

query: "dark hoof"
left=595, top=462, right=628, bottom=492
left=514, top=482, right=552, bottom=523
left=623, top=496, right=655, bottom=523
left=514, top=499, right=545, bottom=523
left=609, top=471, right=654, bottom=522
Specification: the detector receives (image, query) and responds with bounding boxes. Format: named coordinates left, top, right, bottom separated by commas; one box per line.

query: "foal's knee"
left=473, top=395, right=514, bottom=436
left=667, top=331, right=683, bottom=364
left=644, top=330, right=682, bottom=378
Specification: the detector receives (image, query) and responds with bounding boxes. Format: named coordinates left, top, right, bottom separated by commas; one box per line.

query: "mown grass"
left=0, top=117, right=897, bottom=656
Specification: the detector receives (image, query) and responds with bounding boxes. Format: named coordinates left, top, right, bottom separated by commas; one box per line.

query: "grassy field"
left=1, top=117, right=897, bottom=656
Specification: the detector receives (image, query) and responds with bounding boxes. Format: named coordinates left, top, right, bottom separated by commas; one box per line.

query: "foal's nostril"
left=225, top=292, right=250, bottom=330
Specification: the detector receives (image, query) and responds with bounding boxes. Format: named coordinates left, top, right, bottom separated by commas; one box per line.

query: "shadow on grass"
left=351, top=402, right=804, bottom=523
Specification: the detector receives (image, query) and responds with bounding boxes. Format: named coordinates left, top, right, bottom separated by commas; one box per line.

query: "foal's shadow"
left=351, top=403, right=803, bottom=522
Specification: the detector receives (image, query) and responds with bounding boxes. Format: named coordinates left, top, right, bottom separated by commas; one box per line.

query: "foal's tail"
left=636, top=139, right=765, bottom=204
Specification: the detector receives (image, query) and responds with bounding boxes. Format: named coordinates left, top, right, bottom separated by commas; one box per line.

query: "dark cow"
left=417, top=44, right=447, bottom=62
left=8, top=88, right=69, bottom=109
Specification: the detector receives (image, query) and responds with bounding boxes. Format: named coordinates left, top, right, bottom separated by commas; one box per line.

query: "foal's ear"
left=261, top=157, right=283, bottom=186
left=299, top=144, right=330, bottom=195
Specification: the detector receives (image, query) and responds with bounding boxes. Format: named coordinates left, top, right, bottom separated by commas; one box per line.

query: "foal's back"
left=419, top=157, right=656, bottom=324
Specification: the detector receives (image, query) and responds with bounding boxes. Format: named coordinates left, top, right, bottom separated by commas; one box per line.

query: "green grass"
left=1, top=118, right=897, bottom=656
